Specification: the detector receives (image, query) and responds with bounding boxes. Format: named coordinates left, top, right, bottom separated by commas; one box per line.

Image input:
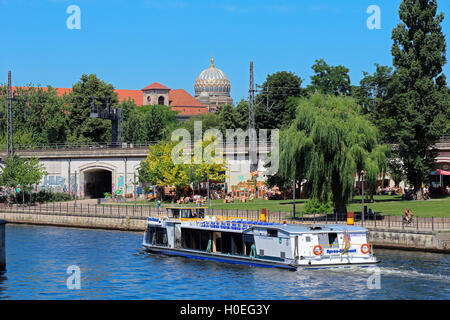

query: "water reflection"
left=0, top=224, right=448, bottom=300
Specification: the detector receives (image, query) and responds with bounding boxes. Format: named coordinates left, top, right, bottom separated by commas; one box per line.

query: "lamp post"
left=361, top=170, right=366, bottom=224
left=207, top=172, right=210, bottom=212
left=134, top=172, right=137, bottom=211
left=74, top=170, right=77, bottom=207
left=292, top=179, right=296, bottom=218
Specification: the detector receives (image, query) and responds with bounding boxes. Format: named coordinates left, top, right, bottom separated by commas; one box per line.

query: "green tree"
left=255, top=71, right=303, bottom=129
left=354, top=64, right=394, bottom=116
left=180, top=112, right=221, bottom=137
left=66, top=74, right=117, bottom=144
left=234, top=99, right=249, bottom=130
left=388, top=0, right=449, bottom=199
left=138, top=141, right=189, bottom=200
left=307, top=59, right=352, bottom=96
left=122, top=104, right=178, bottom=143
left=278, top=93, right=387, bottom=215
left=218, top=104, right=238, bottom=135
left=184, top=138, right=227, bottom=196
left=0, top=155, right=47, bottom=202
left=0, top=85, right=68, bottom=146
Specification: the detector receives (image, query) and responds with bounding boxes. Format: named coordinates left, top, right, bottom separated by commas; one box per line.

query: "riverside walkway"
left=0, top=201, right=449, bottom=231
left=0, top=201, right=449, bottom=252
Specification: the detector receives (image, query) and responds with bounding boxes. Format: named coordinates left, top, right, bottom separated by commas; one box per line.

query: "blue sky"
left=1, top=0, right=449, bottom=103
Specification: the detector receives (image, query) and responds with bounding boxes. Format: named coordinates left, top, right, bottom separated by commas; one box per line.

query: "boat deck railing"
left=198, top=220, right=281, bottom=231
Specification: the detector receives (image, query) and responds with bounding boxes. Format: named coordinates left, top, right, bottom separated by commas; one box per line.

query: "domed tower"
left=194, top=58, right=233, bottom=112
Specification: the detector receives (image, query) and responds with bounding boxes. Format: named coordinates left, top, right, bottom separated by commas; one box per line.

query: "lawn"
left=113, top=195, right=450, bottom=217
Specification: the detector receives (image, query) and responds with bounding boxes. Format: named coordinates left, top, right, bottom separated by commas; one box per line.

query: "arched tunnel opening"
left=83, top=169, right=112, bottom=198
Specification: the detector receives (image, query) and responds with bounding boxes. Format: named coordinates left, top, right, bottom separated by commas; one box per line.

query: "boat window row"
left=181, top=228, right=256, bottom=257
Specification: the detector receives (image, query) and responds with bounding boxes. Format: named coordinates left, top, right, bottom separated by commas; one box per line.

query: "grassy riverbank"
left=109, top=195, right=450, bottom=218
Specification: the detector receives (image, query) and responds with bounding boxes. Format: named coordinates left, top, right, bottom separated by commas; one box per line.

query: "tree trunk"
left=334, top=200, right=348, bottom=218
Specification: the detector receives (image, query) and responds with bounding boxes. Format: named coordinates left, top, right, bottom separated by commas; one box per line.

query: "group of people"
left=376, top=185, right=403, bottom=196
left=176, top=195, right=206, bottom=205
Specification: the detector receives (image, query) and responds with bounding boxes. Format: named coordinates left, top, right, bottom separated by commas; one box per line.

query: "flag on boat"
left=342, top=230, right=350, bottom=255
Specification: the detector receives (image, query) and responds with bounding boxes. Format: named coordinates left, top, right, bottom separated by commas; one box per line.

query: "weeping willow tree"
left=279, top=93, right=387, bottom=215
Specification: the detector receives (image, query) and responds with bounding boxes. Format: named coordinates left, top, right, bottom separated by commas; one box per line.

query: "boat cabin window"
left=148, top=227, right=168, bottom=246
left=267, top=229, right=278, bottom=237
left=167, top=208, right=205, bottom=219
left=328, top=233, right=339, bottom=248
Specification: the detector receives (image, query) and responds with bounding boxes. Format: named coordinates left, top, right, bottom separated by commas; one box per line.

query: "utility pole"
left=249, top=61, right=257, bottom=174
left=7, top=71, right=14, bottom=156
left=5, top=71, right=27, bottom=156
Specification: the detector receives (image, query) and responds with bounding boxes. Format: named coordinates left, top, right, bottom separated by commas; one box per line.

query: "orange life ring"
left=313, top=245, right=323, bottom=256
left=361, top=244, right=370, bottom=254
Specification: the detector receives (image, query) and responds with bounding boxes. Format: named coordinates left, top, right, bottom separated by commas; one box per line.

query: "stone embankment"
left=0, top=202, right=449, bottom=253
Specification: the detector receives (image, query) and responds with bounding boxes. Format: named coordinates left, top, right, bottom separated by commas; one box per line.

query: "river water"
left=0, top=224, right=448, bottom=300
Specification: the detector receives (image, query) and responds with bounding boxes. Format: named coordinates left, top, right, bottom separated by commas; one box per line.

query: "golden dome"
left=194, top=58, right=231, bottom=97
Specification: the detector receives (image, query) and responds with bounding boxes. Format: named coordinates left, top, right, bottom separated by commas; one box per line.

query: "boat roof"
left=274, top=224, right=368, bottom=233
left=164, top=207, right=208, bottom=210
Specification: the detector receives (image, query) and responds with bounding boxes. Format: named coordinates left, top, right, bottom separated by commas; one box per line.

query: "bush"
left=2, top=190, right=73, bottom=204
left=304, top=197, right=333, bottom=215
left=34, top=190, right=73, bottom=203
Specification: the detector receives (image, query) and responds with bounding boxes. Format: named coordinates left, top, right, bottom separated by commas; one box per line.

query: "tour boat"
left=142, top=207, right=379, bottom=270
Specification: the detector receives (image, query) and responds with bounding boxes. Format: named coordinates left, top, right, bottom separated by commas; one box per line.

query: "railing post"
left=417, top=216, right=419, bottom=230
left=432, top=216, right=434, bottom=231
left=388, top=215, right=390, bottom=229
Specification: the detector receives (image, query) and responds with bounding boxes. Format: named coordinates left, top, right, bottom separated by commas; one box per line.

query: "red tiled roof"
left=141, top=82, right=171, bottom=91
left=169, top=89, right=206, bottom=108
left=170, top=106, right=209, bottom=116
left=11, top=84, right=208, bottom=117
left=116, top=89, right=143, bottom=105
left=11, top=86, right=72, bottom=96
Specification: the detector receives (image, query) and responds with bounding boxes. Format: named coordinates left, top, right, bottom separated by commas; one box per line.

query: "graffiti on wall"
left=118, top=176, right=124, bottom=189
left=41, top=175, right=67, bottom=192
